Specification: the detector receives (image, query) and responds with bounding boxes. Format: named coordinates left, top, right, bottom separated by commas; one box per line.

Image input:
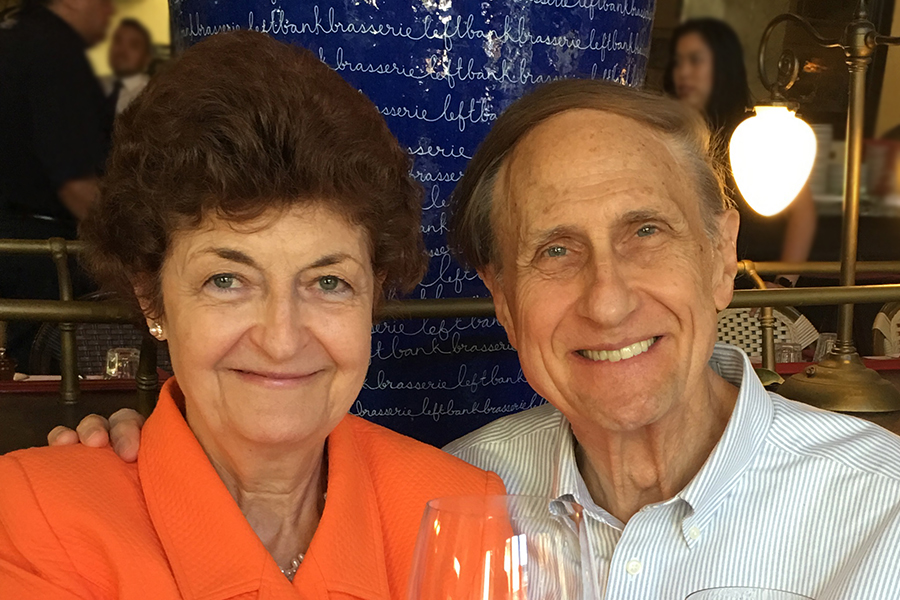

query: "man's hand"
left=57, top=177, right=99, bottom=220
left=47, top=409, right=145, bottom=462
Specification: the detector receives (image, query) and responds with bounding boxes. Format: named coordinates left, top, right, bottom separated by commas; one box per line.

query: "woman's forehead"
left=167, top=205, right=371, bottom=264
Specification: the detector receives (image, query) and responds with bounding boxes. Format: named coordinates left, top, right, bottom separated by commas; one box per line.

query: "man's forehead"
left=507, top=109, right=679, bottom=180
left=494, top=109, right=687, bottom=222
left=116, top=25, right=147, bottom=44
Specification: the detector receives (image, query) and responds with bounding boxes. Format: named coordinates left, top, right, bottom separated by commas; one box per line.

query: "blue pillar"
left=170, top=0, right=655, bottom=446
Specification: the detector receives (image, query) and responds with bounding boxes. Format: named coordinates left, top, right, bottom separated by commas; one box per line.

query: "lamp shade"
left=729, top=106, right=817, bottom=217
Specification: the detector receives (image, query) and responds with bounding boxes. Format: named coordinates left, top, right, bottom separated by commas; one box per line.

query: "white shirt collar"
left=119, top=73, right=149, bottom=91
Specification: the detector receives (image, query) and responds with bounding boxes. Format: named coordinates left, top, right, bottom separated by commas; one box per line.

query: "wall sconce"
left=729, top=105, right=817, bottom=217
left=750, top=1, right=900, bottom=412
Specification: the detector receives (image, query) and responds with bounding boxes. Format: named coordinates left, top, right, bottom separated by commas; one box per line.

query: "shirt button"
left=625, top=559, right=642, bottom=575
left=689, top=526, right=701, bottom=540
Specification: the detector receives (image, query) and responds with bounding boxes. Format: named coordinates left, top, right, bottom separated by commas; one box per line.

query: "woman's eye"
left=637, top=225, right=658, bottom=238
left=318, top=275, right=345, bottom=292
left=209, top=274, right=241, bottom=289
left=545, top=245, right=568, bottom=258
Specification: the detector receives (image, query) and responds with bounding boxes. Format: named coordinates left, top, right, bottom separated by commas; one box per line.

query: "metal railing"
left=5, top=237, right=900, bottom=414
left=0, top=239, right=157, bottom=418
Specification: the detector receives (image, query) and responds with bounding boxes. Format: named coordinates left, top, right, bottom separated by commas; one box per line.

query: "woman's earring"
left=148, top=322, right=164, bottom=340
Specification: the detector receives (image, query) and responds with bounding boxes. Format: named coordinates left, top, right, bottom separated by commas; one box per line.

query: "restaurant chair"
left=873, top=302, right=900, bottom=357
left=717, top=306, right=819, bottom=361
left=28, top=291, right=171, bottom=376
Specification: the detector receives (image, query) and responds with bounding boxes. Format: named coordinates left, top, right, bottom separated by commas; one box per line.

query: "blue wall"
left=169, top=0, right=655, bottom=447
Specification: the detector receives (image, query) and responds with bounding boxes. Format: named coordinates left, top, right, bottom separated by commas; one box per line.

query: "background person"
left=0, top=31, right=504, bottom=598
left=102, top=18, right=152, bottom=116
left=0, top=0, right=114, bottom=369
left=664, top=17, right=817, bottom=285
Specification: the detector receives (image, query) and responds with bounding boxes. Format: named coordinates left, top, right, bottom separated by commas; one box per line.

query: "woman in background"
left=664, top=18, right=816, bottom=285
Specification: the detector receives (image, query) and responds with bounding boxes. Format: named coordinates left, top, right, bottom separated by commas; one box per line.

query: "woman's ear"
left=132, top=278, right=165, bottom=340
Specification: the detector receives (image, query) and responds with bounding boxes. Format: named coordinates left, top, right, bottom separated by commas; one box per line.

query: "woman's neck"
left=188, top=411, right=328, bottom=570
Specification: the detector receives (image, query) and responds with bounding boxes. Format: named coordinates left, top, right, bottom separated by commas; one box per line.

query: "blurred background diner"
left=662, top=17, right=817, bottom=283
left=2, top=0, right=900, bottom=452
left=0, top=0, right=115, bottom=372
left=100, top=18, right=152, bottom=116
left=0, top=0, right=165, bottom=374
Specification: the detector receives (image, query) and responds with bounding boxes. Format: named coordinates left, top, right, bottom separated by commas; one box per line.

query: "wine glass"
left=686, top=587, right=813, bottom=599
left=408, top=495, right=594, bottom=600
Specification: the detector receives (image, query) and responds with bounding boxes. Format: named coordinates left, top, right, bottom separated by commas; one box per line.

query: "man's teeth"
left=578, top=337, right=657, bottom=363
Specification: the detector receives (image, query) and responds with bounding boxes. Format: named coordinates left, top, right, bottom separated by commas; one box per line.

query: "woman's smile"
left=230, top=367, right=323, bottom=389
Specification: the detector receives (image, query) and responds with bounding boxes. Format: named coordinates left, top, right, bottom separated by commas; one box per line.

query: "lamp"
left=748, top=1, right=900, bottom=412
left=729, top=105, right=817, bottom=216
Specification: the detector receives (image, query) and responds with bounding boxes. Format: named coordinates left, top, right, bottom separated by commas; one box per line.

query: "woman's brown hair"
left=82, top=30, right=426, bottom=318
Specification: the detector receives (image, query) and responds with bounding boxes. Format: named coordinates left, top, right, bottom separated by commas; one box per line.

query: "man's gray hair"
left=448, top=79, right=735, bottom=271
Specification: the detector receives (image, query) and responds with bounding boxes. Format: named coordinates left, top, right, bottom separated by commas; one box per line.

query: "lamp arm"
left=758, top=14, right=842, bottom=95
left=873, top=35, right=900, bottom=46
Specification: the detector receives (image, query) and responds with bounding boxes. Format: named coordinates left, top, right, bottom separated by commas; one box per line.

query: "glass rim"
left=424, top=494, right=579, bottom=516
left=687, top=586, right=813, bottom=599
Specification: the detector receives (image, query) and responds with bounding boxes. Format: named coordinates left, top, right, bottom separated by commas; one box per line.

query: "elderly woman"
left=0, top=31, right=504, bottom=598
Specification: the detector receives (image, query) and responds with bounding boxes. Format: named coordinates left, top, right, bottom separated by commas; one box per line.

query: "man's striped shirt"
left=445, top=344, right=900, bottom=599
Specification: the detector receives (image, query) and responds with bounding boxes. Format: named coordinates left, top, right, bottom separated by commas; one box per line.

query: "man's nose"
left=577, top=257, right=639, bottom=329
left=252, top=289, right=309, bottom=362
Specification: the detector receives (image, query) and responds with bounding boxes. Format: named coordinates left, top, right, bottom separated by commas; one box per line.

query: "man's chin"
left=557, top=392, right=669, bottom=434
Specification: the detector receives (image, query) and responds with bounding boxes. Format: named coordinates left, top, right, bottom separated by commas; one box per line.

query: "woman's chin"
left=236, top=417, right=331, bottom=448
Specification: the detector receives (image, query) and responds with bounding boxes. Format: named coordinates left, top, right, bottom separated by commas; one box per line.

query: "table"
left=768, top=358, right=900, bottom=436
left=0, top=380, right=144, bottom=455
left=4, top=363, right=900, bottom=455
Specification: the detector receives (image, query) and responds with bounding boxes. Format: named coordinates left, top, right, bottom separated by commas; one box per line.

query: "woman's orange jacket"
left=0, top=379, right=506, bottom=599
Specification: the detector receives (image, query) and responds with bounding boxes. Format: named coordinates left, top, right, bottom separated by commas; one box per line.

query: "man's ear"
left=711, top=208, right=741, bottom=311
left=478, top=265, right=518, bottom=349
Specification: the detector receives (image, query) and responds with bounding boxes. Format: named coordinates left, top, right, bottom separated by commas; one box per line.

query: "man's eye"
left=318, top=275, right=345, bottom=292
left=545, top=245, right=568, bottom=258
left=209, top=274, right=241, bottom=289
left=637, top=225, right=658, bottom=238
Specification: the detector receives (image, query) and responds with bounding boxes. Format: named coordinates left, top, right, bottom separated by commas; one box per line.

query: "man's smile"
left=576, top=336, right=659, bottom=363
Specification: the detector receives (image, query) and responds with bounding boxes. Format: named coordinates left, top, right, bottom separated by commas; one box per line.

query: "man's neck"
left=114, top=71, right=146, bottom=82
left=572, top=367, right=738, bottom=524
left=46, top=3, right=89, bottom=46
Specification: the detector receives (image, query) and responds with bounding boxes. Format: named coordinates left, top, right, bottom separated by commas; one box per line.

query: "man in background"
left=0, top=0, right=114, bottom=369
left=102, top=18, right=152, bottom=116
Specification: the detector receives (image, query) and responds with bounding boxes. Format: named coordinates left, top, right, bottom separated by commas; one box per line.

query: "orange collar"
left=139, top=378, right=392, bottom=600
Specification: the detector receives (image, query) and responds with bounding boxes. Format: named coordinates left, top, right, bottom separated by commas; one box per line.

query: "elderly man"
left=444, top=80, right=900, bottom=599
left=51, top=80, right=900, bottom=598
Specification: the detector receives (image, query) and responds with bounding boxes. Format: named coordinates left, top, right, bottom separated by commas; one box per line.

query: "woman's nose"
left=253, top=291, right=309, bottom=362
